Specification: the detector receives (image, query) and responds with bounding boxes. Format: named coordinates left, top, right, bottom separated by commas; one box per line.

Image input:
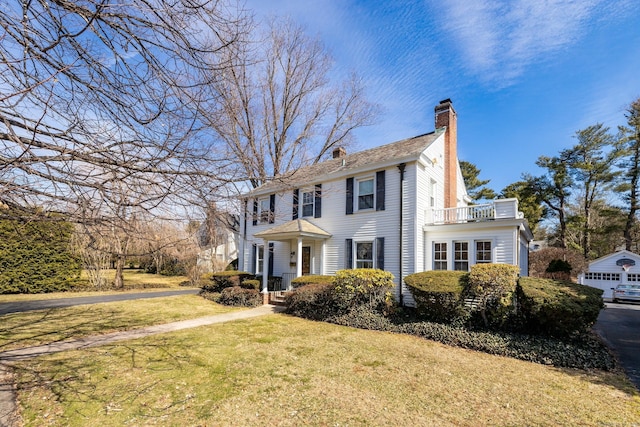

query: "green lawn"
left=0, top=295, right=239, bottom=352
left=5, top=310, right=639, bottom=426
left=0, top=270, right=196, bottom=303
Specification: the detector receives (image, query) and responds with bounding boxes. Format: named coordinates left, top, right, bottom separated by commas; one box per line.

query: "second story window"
left=259, top=197, right=270, bottom=223
left=357, top=178, right=374, bottom=210
left=302, top=190, right=314, bottom=217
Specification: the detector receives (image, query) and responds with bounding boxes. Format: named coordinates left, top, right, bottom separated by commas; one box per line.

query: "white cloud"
left=437, top=0, right=618, bottom=86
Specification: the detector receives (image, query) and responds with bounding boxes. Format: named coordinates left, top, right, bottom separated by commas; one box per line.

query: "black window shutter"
left=376, top=170, right=385, bottom=211
left=252, top=200, right=258, bottom=226
left=314, top=184, right=322, bottom=218
left=251, top=244, right=257, bottom=274
left=268, top=242, right=274, bottom=277
left=269, top=194, right=275, bottom=224
left=346, top=178, right=354, bottom=215
left=292, top=189, right=299, bottom=220
left=345, top=239, right=353, bottom=269
left=376, top=237, right=385, bottom=270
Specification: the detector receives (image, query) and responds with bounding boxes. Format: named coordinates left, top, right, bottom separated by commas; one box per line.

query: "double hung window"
left=454, top=241, right=469, bottom=271
left=302, top=190, right=314, bottom=217
left=433, top=242, right=447, bottom=270
left=475, top=241, right=492, bottom=263
left=259, top=198, right=270, bottom=223
left=356, top=242, right=374, bottom=268
left=357, top=178, right=374, bottom=210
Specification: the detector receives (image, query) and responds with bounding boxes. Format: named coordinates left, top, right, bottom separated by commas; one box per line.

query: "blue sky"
left=244, top=0, right=640, bottom=192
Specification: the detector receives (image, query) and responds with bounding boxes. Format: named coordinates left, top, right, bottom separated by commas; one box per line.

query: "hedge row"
left=328, top=309, right=613, bottom=370
left=404, top=266, right=604, bottom=337
left=0, top=216, right=81, bottom=294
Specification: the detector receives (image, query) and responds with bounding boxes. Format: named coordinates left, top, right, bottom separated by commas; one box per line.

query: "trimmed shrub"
left=325, top=307, right=614, bottom=370
left=241, top=279, right=260, bottom=291
left=284, top=282, right=338, bottom=320
left=518, top=277, right=604, bottom=337
left=404, top=271, right=468, bottom=323
left=333, top=269, right=395, bottom=312
left=218, top=286, right=261, bottom=307
left=291, top=275, right=334, bottom=288
left=202, top=271, right=253, bottom=292
left=467, top=264, right=519, bottom=329
left=0, top=216, right=81, bottom=294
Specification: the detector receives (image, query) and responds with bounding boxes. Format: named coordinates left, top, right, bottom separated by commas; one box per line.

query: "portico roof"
left=254, top=219, right=332, bottom=241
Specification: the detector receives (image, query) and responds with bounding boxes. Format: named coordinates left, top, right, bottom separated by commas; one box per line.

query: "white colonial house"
left=578, top=250, right=640, bottom=299
left=238, top=99, right=533, bottom=305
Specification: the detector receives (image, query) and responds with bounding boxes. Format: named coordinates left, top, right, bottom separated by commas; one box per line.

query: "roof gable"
left=588, top=250, right=640, bottom=268
left=245, top=129, right=444, bottom=196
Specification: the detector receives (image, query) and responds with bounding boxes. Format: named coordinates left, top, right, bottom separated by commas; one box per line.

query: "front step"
left=268, top=291, right=288, bottom=306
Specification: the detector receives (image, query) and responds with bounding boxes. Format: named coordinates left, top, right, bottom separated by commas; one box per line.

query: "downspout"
left=397, top=163, right=406, bottom=306
left=242, top=199, right=248, bottom=271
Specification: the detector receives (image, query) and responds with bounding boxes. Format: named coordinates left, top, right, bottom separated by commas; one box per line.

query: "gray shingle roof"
left=254, top=219, right=331, bottom=240
left=246, top=128, right=443, bottom=196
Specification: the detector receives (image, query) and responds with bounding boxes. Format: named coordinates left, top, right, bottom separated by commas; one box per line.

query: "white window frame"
left=430, top=179, right=437, bottom=208
left=475, top=240, right=492, bottom=264
left=256, top=245, right=264, bottom=275
left=356, top=176, right=375, bottom=211
left=258, top=197, right=270, bottom=223
left=301, top=189, right=315, bottom=217
left=454, top=241, right=469, bottom=271
left=433, top=242, right=447, bottom=270
left=355, top=240, right=374, bottom=269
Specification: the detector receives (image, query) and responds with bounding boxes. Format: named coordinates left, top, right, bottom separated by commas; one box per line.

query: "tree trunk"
left=114, top=255, right=125, bottom=289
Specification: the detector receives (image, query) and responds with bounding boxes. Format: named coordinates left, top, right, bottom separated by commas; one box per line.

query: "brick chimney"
left=332, top=147, right=347, bottom=159
left=434, top=99, right=457, bottom=209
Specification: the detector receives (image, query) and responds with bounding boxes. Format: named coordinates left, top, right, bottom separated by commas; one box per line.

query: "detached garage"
left=578, top=250, right=640, bottom=299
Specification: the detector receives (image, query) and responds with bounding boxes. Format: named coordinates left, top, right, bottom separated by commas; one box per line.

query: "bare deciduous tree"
left=202, top=17, right=379, bottom=188
left=1, top=0, right=249, bottom=219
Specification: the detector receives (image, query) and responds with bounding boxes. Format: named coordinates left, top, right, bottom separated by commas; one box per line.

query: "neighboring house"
left=239, top=99, right=533, bottom=305
left=578, top=250, right=640, bottom=299
left=197, top=211, right=240, bottom=273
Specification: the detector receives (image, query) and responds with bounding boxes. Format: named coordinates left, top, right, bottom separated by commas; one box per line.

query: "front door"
left=302, top=246, right=311, bottom=275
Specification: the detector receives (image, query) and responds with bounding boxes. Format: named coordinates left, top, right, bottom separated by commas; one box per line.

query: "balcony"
left=426, top=198, right=523, bottom=225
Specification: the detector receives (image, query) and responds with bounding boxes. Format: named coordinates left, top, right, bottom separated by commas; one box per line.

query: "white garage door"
left=583, top=272, right=622, bottom=299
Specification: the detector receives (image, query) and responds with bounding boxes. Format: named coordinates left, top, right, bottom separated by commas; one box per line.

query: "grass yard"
left=9, top=313, right=640, bottom=426
left=0, top=270, right=195, bottom=303
left=0, top=295, right=240, bottom=352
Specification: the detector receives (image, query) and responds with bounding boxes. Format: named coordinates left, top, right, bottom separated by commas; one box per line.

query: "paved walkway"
left=0, top=304, right=285, bottom=427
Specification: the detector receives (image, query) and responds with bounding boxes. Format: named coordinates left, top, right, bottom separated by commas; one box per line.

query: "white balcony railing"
left=426, top=199, right=522, bottom=225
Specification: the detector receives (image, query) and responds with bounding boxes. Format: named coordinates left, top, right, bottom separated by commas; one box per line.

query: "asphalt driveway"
left=594, top=302, right=640, bottom=390
left=0, top=288, right=199, bottom=315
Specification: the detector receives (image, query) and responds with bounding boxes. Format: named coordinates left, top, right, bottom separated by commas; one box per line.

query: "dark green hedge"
left=202, top=271, right=253, bottom=292
left=218, top=286, right=261, bottom=307
left=518, top=277, right=604, bottom=337
left=405, top=267, right=604, bottom=338
left=403, top=271, right=468, bottom=323
left=0, top=217, right=81, bottom=294
left=290, top=275, right=334, bottom=288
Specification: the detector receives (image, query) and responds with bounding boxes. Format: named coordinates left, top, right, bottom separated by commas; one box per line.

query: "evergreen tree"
left=460, top=160, right=496, bottom=201
left=616, top=97, right=640, bottom=251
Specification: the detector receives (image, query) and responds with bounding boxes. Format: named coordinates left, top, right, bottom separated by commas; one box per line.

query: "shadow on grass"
left=7, top=336, right=203, bottom=424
